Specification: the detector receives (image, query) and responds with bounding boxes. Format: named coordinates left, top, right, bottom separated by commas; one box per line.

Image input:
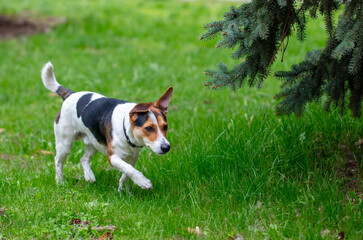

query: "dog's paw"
left=55, top=175, right=65, bottom=184
left=84, top=171, right=96, bottom=183
left=85, top=176, right=96, bottom=183
left=131, top=172, right=153, bottom=190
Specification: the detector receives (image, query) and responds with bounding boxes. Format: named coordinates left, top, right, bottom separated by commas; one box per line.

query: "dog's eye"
left=163, top=125, right=168, bottom=131
left=145, top=126, right=155, bottom=133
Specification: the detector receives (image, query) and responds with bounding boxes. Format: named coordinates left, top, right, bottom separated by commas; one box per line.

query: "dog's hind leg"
left=80, top=144, right=97, bottom=182
left=54, top=120, right=75, bottom=183
left=54, top=138, right=73, bottom=183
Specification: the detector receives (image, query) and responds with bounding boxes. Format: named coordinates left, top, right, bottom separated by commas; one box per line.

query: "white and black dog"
left=41, top=62, right=173, bottom=193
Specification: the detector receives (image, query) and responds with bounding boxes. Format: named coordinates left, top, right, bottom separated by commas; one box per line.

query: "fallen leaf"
left=71, top=219, right=82, bottom=225
left=38, top=150, right=54, bottom=155
left=187, top=226, right=201, bottom=237
left=71, top=218, right=90, bottom=226
left=71, top=219, right=117, bottom=232
left=248, top=115, right=254, bottom=126
left=337, top=231, right=344, bottom=239
left=355, top=139, right=363, bottom=148
left=321, top=229, right=330, bottom=236
left=99, top=231, right=113, bottom=240
left=227, top=234, right=244, bottom=240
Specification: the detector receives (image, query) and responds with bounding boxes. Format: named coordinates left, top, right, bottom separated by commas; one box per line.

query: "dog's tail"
left=41, top=62, right=74, bottom=101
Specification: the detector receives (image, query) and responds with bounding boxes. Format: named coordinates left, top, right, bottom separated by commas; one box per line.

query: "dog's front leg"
left=110, top=155, right=152, bottom=190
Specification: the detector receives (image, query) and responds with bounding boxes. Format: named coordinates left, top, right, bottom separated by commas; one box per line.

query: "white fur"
left=145, top=111, right=170, bottom=155
left=52, top=91, right=153, bottom=191
left=42, top=62, right=172, bottom=193
left=41, top=62, right=60, bottom=92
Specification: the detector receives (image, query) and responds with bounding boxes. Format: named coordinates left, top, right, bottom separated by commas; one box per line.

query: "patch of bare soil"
left=0, top=13, right=65, bottom=39
left=338, top=139, right=363, bottom=200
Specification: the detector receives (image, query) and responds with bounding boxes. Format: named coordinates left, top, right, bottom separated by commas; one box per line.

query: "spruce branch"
left=200, top=29, right=221, bottom=41
left=204, top=71, right=228, bottom=80
left=267, top=2, right=293, bottom=75
left=210, top=80, right=234, bottom=89
left=202, top=0, right=362, bottom=117
left=216, top=41, right=231, bottom=48
left=203, top=23, right=223, bottom=29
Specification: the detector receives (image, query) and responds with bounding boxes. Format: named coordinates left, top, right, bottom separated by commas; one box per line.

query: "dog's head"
left=129, top=87, right=173, bottom=155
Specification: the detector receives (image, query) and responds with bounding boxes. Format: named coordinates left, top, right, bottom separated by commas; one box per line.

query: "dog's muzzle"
left=160, top=143, right=170, bottom=154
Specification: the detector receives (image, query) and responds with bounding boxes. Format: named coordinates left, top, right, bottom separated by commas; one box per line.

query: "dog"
left=41, top=62, right=173, bottom=193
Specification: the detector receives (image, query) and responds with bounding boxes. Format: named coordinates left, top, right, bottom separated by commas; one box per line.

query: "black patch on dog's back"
left=81, top=98, right=128, bottom=145
left=134, top=113, right=149, bottom=127
left=77, top=93, right=93, bottom=118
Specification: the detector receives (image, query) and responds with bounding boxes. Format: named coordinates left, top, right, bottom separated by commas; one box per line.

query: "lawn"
left=0, top=0, right=362, bottom=239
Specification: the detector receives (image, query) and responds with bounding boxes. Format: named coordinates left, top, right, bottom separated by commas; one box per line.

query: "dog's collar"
left=123, top=116, right=143, bottom=148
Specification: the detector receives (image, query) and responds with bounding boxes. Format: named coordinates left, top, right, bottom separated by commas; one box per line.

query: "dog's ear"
left=129, top=102, right=154, bottom=121
left=154, top=86, right=173, bottom=113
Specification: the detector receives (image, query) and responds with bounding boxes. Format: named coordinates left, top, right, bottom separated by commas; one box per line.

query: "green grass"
left=0, top=0, right=362, bottom=239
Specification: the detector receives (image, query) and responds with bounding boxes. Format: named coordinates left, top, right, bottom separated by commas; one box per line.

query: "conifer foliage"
left=201, top=0, right=362, bottom=117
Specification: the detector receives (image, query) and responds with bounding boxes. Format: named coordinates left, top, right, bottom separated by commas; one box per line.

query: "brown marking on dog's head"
left=150, top=107, right=168, bottom=137
left=130, top=102, right=154, bottom=113
left=129, top=102, right=158, bottom=143
left=55, top=111, right=61, bottom=124
left=134, top=116, right=159, bottom=142
left=128, top=87, right=173, bottom=154
left=154, top=86, right=173, bottom=113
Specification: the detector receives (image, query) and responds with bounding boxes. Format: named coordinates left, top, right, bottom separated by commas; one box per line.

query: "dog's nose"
left=160, top=143, right=170, bottom=153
